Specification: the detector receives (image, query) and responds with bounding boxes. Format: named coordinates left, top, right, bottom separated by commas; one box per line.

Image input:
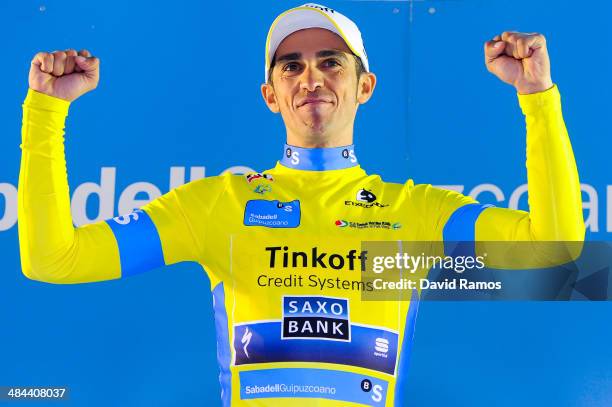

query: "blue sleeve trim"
left=106, top=209, right=165, bottom=277
left=443, top=203, right=493, bottom=257
left=394, top=289, right=420, bottom=406
left=212, top=283, right=232, bottom=407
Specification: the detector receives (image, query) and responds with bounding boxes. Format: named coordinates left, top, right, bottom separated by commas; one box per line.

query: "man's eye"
left=323, top=59, right=340, bottom=67
left=283, top=63, right=300, bottom=72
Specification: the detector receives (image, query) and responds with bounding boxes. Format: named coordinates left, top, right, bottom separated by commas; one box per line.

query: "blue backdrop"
left=1, top=1, right=610, bottom=406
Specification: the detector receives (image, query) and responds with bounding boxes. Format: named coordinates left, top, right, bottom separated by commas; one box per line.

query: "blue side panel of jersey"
left=212, top=283, right=231, bottom=407
left=105, top=209, right=165, bottom=277
left=443, top=203, right=493, bottom=257
left=394, top=289, right=420, bottom=406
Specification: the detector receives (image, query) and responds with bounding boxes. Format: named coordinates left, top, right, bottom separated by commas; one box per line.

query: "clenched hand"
left=484, top=32, right=553, bottom=94
left=29, top=49, right=99, bottom=102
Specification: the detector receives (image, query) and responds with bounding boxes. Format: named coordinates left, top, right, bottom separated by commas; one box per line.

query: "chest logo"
left=282, top=296, right=350, bottom=341
left=345, top=188, right=390, bottom=208
left=244, top=200, right=300, bottom=228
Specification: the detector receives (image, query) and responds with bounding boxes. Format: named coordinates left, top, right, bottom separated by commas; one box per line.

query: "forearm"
left=521, top=85, right=584, bottom=240
left=18, top=89, right=120, bottom=283
left=476, top=85, right=585, bottom=242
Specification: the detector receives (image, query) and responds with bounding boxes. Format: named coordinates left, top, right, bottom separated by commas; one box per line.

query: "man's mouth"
left=297, top=97, right=332, bottom=107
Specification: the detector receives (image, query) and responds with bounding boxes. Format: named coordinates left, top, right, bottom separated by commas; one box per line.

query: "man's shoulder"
left=373, top=177, right=474, bottom=204
left=174, top=170, right=274, bottom=195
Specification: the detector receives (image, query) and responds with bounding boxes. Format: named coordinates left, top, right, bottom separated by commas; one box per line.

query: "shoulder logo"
left=357, top=189, right=376, bottom=203
left=345, top=188, right=389, bottom=208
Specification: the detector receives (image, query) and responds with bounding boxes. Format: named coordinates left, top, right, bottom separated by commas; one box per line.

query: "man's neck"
left=285, top=129, right=353, bottom=148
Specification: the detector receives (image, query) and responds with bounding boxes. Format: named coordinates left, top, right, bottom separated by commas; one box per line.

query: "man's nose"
left=299, top=65, right=324, bottom=92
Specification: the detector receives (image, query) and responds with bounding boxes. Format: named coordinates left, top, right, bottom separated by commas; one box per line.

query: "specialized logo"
left=282, top=296, right=350, bottom=341
left=241, top=327, right=252, bottom=359
left=345, top=189, right=389, bottom=208
left=335, top=220, right=401, bottom=230
left=244, top=200, right=300, bottom=228
left=245, top=173, right=274, bottom=183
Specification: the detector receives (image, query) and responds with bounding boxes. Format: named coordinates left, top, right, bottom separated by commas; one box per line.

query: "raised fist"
left=484, top=32, right=553, bottom=95
left=29, top=49, right=100, bottom=102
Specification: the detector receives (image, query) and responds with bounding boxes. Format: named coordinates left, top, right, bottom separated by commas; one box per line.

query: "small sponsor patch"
left=253, top=184, right=272, bottom=195
left=335, top=220, right=401, bottom=230
left=246, top=173, right=274, bottom=183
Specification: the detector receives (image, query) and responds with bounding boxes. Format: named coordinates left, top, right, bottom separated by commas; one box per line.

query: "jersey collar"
left=279, top=144, right=359, bottom=171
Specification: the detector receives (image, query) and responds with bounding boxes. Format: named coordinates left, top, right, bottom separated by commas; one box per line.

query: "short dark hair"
left=267, top=53, right=367, bottom=86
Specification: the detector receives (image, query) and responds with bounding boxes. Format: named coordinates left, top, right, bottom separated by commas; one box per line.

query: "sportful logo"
left=374, top=337, right=389, bottom=358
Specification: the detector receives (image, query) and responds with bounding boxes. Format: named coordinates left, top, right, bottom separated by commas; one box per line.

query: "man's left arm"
left=475, top=31, right=585, bottom=242
left=475, top=84, right=585, bottom=242
left=439, top=32, right=585, bottom=269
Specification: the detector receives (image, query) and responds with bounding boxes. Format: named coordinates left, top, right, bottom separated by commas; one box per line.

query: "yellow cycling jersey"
left=18, top=85, right=584, bottom=406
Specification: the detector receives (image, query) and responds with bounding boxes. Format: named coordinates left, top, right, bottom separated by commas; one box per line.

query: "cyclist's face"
left=263, top=28, right=361, bottom=142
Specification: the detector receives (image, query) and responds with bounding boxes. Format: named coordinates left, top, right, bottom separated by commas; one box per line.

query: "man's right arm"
left=19, top=49, right=205, bottom=284
left=20, top=86, right=128, bottom=283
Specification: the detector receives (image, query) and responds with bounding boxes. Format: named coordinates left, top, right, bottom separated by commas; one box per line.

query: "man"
left=19, top=3, right=584, bottom=406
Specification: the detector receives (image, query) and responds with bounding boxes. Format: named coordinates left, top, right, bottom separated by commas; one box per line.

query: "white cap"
left=264, top=3, right=369, bottom=82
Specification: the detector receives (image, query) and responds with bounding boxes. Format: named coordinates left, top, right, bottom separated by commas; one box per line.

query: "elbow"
left=19, top=254, right=70, bottom=284
left=553, top=220, right=586, bottom=264
left=566, top=219, right=586, bottom=263
left=526, top=218, right=586, bottom=267
left=20, top=263, right=60, bottom=284
left=556, top=217, right=586, bottom=243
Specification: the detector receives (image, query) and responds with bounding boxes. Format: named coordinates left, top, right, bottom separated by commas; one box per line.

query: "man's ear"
left=261, top=82, right=280, bottom=113
left=357, top=72, right=377, bottom=105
